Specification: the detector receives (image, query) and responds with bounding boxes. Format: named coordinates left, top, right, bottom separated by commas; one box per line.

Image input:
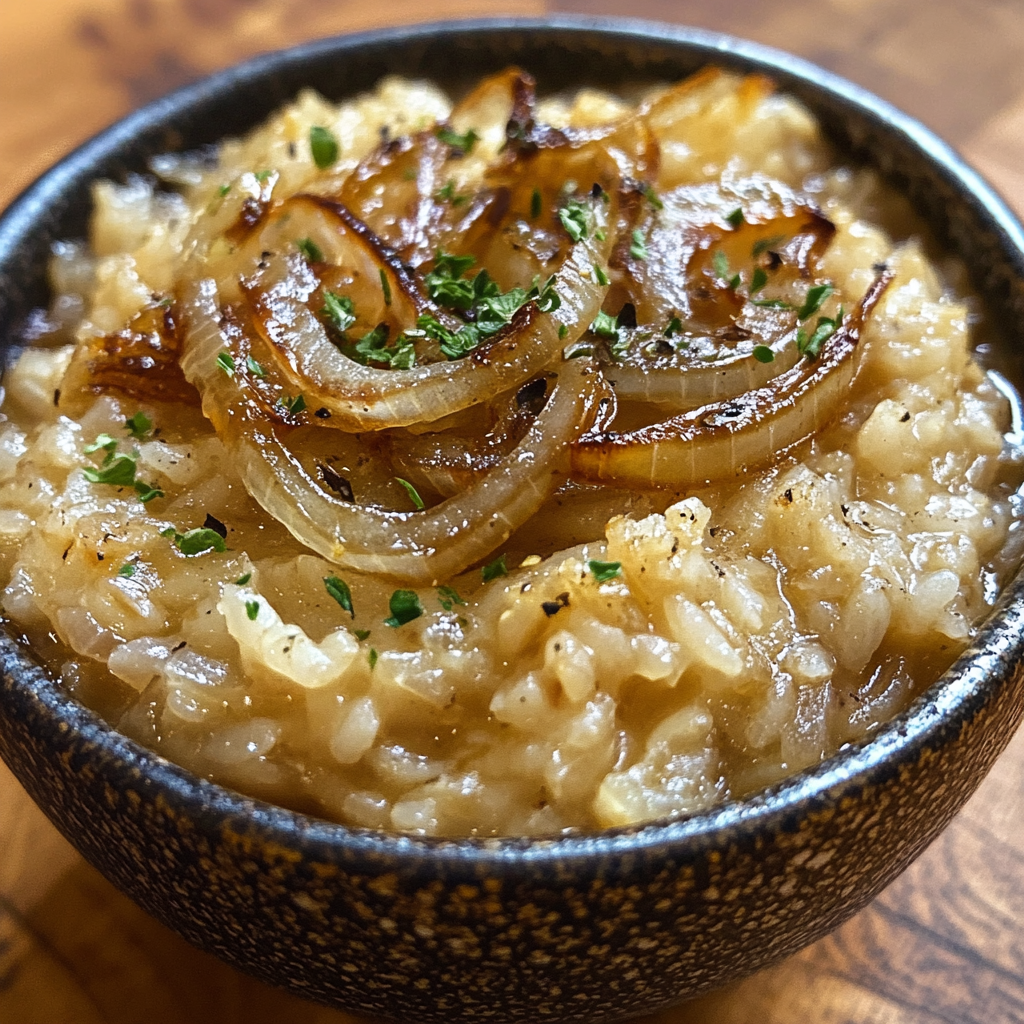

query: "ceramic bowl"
left=2, top=17, right=1024, bottom=1024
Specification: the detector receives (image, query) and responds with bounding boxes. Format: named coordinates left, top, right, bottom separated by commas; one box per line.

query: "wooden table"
left=3, top=1, right=1024, bottom=1020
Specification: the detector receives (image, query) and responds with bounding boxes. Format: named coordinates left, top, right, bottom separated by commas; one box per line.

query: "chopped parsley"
left=530, top=187, right=542, bottom=219
left=384, top=589, right=424, bottom=627
left=218, top=184, right=231, bottom=197
left=369, top=647, right=379, bottom=670
left=752, top=345, right=775, bottom=363
left=246, top=355, right=266, bottom=378
left=161, top=526, right=227, bottom=556
left=726, top=208, right=744, bottom=228
left=215, top=351, right=235, bottom=377
left=640, top=183, right=664, bottom=210
left=437, top=584, right=466, bottom=611
left=117, top=563, right=136, bottom=578
left=797, top=307, right=844, bottom=359
left=797, top=283, right=835, bottom=321
left=354, top=629, right=371, bottom=641
left=588, top=559, right=622, bottom=583
left=234, top=572, right=252, bottom=585
left=713, top=251, right=741, bottom=289
left=324, top=575, right=354, bottom=617
left=296, top=237, right=324, bottom=263
left=435, top=180, right=468, bottom=205
left=481, top=554, right=508, bottom=582
left=592, top=264, right=609, bottom=286
left=245, top=600, right=260, bottom=621
left=277, top=393, right=306, bottom=416
left=254, top=169, right=273, bottom=183
left=559, top=199, right=591, bottom=242
left=124, top=412, right=152, bottom=440
left=309, top=125, right=339, bottom=169
left=379, top=269, right=392, bottom=306
left=322, top=292, right=357, bottom=333
left=436, top=126, right=479, bottom=153
left=629, top=229, right=648, bottom=261
left=347, top=324, right=416, bottom=369
left=664, top=316, right=682, bottom=337
left=418, top=258, right=560, bottom=361
left=395, top=477, right=425, bottom=510
left=558, top=324, right=569, bottom=340
left=750, top=267, right=768, bottom=295
left=590, top=310, right=620, bottom=339
left=750, top=298, right=793, bottom=309
left=83, top=435, right=163, bottom=502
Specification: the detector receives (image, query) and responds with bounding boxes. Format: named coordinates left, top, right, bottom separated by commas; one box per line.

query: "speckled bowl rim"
left=3, top=15, right=1024, bottom=875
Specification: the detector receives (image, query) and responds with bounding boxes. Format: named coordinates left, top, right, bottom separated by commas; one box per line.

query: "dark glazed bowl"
left=2, top=17, right=1024, bottom=1024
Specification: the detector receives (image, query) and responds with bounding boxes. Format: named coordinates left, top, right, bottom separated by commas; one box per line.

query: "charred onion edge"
left=181, top=277, right=609, bottom=582
left=571, top=270, right=894, bottom=488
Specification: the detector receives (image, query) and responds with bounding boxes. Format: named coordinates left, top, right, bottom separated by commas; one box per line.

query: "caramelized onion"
left=181, top=279, right=609, bottom=582
left=59, top=301, right=199, bottom=414
left=244, top=194, right=614, bottom=430
left=572, top=271, right=894, bottom=488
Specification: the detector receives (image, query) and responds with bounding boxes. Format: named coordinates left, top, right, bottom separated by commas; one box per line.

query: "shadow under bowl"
left=2, top=16, right=1024, bottom=1024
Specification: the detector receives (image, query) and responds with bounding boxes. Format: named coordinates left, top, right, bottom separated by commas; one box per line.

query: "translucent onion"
left=180, top=278, right=609, bottom=582
left=245, top=194, right=614, bottom=430
left=571, top=271, right=893, bottom=489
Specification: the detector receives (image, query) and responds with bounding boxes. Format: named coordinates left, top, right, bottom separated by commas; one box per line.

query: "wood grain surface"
left=2, top=1, right=1024, bottom=1021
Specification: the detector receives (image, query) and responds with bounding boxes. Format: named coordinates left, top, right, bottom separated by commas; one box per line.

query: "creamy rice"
left=1, top=69, right=1021, bottom=836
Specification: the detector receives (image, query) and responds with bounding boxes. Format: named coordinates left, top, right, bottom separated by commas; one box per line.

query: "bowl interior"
left=3, top=16, right=1024, bottom=863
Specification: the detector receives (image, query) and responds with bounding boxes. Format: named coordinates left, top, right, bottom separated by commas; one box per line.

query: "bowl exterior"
left=3, top=18, right=1024, bottom=1024
left=2, top=629, right=1023, bottom=1022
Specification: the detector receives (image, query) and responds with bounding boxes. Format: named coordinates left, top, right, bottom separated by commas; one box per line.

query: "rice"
left=1, top=69, right=1021, bottom=836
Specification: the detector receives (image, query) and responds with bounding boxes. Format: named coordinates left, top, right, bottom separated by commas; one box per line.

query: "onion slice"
left=571, top=271, right=893, bottom=489
left=244, top=193, right=614, bottom=430
left=180, top=278, right=609, bottom=582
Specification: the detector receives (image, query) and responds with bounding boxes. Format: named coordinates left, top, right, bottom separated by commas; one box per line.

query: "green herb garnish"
left=384, top=589, right=424, bottom=627
left=437, top=585, right=466, bottom=611
left=395, top=477, right=425, bottom=510
left=530, top=188, right=542, bottom=219
left=588, top=559, right=622, bottom=583
left=436, top=126, right=479, bottom=153
left=481, top=554, right=508, bottom=582
left=797, top=307, right=844, bottom=359
left=629, top=229, right=648, bottom=261
left=726, top=208, right=744, bottom=228
left=124, top=412, right=152, bottom=440
left=797, top=283, right=834, bottom=321
left=277, top=393, right=307, bottom=416
left=435, top=180, right=468, bottom=205
left=324, top=576, right=354, bottom=617
left=559, top=199, right=591, bottom=242
left=246, top=355, right=266, bottom=377
left=592, top=264, right=609, bottom=286
left=752, top=345, right=775, bottom=363
left=750, top=267, right=768, bottom=295
left=296, top=237, right=323, bottom=263
left=162, top=527, right=227, bottom=556
left=235, top=572, right=252, bottom=585
left=640, top=183, right=664, bottom=211
left=309, top=125, right=339, bottom=169
left=117, top=563, right=136, bottom=578
left=245, top=600, right=260, bottom=621
left=348, top=323, right=416, bottom=369
left=369, top=648, right=378, bottom=670
left=354, top=629, right=371, bottom=641
left=379, top=269, right=392, bottom=306
left=215, top=351, right=235, bottom=377
left=322, top=292, right=357, bottom=333
left=664, top=316, right=682, bottom=337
